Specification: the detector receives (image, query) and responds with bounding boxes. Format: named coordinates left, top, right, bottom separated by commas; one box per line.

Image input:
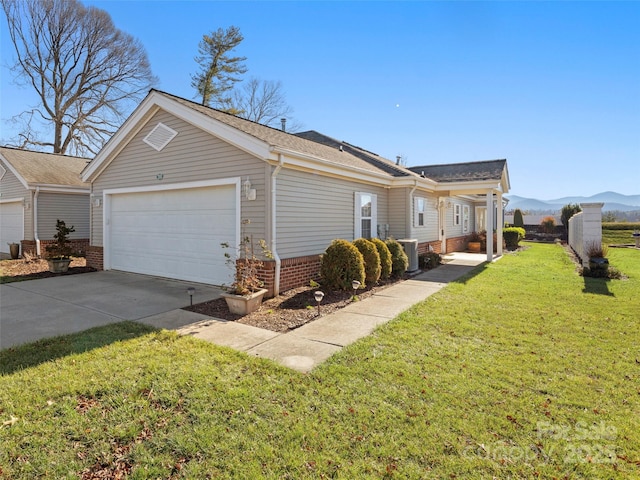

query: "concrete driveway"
left=0, top=271, right=223, bottom=350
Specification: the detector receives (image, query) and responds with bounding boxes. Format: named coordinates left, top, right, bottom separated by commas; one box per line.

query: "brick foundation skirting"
left=21, top=239, right=90, bottom=258
left=258, top=254, right=322, bottom=297
left=86, top=246, right=104, bottom=270
left=446, top=235, right=467, bottom=253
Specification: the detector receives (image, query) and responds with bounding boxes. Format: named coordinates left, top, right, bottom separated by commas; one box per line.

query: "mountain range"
left=505, top=191, right=640, bottom=212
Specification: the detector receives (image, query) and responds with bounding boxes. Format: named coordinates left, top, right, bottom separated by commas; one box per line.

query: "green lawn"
left=602, top=227, right=638, bottom=246
left=1, top=243, right=638, bottom=478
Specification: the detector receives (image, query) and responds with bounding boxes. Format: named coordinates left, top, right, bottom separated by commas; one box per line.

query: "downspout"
left=34, top=186, right=41, bottom=256
left=270, top=154, right=284, bottom=296
left=408, top=180, right=418, bottom=237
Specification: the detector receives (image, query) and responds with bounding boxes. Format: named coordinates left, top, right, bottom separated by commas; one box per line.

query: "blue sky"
left=1, top=1, right=639, bottom=200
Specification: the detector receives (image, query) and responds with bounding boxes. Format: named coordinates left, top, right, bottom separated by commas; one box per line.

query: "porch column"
left=486, top=190, right=494, bottom=262
left=496, top=191, right=503, bottom=256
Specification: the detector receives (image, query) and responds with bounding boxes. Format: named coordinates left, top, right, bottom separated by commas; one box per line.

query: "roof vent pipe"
left=280, top=118, right=286, bottom=132
left=396, top=155, right=401, bottom=165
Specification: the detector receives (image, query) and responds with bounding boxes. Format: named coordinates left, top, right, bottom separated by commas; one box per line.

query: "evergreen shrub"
left=320, top=239, right=365, bottom=291
left=385, top=238, right=409, bottom=278
left=353, top=238, right=381, bottom=286
left=503, top=227, right=526, bottom=249
left=370, top=237, right=392, bottom=280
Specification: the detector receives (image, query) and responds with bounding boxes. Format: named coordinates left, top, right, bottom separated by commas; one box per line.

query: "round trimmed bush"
left=320, top=239, right=365, bottom=291
left=385, top=238, right=409, bottom=278
left=370, top=237, right=392, bottom=280
left=353, top=238, right=381, bottom=286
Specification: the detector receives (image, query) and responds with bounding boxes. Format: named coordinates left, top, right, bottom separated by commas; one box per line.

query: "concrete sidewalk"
left=179, top=252, right=488, bottom=373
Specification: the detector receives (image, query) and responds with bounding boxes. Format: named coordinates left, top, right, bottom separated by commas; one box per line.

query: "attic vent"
left=143, top=122, right=178, bottom=151
left=0, top=164, right=5, bottom=180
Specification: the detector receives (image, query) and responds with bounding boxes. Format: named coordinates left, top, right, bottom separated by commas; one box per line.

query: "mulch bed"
left=184, top=277, right=408, bottom=333
left=0, top=257, right=94, bottom=283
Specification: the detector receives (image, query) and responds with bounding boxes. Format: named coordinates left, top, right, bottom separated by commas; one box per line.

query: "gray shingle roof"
left=156, top=90, right=415, bottom=179
left=408, top=159, right=507, bottom=183
left=0, top=146, right=90, bottom=187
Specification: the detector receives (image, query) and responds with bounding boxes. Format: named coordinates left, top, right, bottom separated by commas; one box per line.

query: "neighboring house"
left=0, top=147, right=90, bottom=258
left=81, top=90, right=510, bottom=296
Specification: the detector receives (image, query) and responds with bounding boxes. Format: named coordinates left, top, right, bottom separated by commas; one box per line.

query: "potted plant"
left=466, top=231, right=482, bottom=253
left=220, top=221, right=273, bottom=315
left=7, top=242, right=20, bottom=259
left=46, top=219, right=75, bottom=273
left=585, top=241, right=609, bottom=278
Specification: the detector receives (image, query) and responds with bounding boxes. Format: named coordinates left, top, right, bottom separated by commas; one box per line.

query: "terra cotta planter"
left=468, top=242, right=481, bottom=253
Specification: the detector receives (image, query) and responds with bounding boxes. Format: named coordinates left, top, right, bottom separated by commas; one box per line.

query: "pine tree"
left=192, top=26, right=247, bottom=110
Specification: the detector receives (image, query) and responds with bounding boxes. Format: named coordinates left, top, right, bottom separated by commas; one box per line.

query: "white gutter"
left=270, top=154, right=284, bottom=296
left=34, top=186, right=41, bottom=256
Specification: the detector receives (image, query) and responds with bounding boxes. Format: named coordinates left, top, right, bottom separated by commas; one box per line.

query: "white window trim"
left=414, top=196, right=426, bottom=227
left=354, top=192, right=377, bottom=239
left=454, top=204, right=461, bottom=226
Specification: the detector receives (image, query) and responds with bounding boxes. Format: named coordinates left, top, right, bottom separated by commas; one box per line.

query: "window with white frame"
left=454, top=204, right=461, bottom=226
left=462, top=205, right=470, bottom=233
left=355, top=192, right=377, bottom=239
left=414, top=196, right=425, bottom=227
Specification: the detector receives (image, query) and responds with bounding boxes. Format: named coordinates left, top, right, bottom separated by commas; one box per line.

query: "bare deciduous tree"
left=192, top=26, right=246, bottom=111
left=1, top=0, right=156, bottom=155
left=232, top=77, right=300, bottom=131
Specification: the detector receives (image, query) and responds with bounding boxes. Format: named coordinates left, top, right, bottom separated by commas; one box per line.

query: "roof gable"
left=0, top=146, right=90, bottom=189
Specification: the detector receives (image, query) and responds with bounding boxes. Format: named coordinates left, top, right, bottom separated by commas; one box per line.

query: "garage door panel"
left=108, top=185, right=236, bottom=285
left=0, top=202, right=23, bottom=254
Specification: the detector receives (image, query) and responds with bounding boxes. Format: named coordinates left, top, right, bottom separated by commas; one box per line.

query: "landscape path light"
left=187, top=287, right=195, bottom=306
left=352, top=280, right=361, bottom=301
left=314, top=290, right=325, bottom=316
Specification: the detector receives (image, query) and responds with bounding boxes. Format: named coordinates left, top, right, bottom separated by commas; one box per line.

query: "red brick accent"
left=418, top=240, right=443, bottom=255
left=86, top=246, right=104, bottom=270
left=257, top=255, right=322, bottom=297
left=446, top=235, right=467, bottom=253
left=20, top=239, right=90, bottom=258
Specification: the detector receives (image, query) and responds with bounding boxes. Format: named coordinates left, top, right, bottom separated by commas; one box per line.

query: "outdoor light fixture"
left=243, top=177, right=256, bottom=200
left=314, top=290, right=324, bottom=316
left=187, top=287, right=195, bottom=306
left=351, top=280, right=361, bottom=301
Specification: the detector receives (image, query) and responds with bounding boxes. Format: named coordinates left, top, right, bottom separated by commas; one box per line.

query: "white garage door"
left=0, top=201, right=23, bottom=254
left=108, top=185, right=236, bottom=285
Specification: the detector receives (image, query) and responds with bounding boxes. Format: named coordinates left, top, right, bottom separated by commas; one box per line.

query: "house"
left=81, top=90, right=510, bottom=296
left=0, top=147, right=90, bottom=258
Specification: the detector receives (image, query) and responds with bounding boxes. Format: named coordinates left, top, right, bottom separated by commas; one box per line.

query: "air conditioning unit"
left=397, top=239, right=419, bottom=272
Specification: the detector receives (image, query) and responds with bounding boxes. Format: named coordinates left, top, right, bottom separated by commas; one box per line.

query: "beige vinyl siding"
left=37, top=193, right=89, bottom=240
left=388, top=187, right=408, bottom=239
left=0, top=164, right=32, bottom=239
left=91, top=111, right=267, bottom=246
left=410, top=192, right=439, bottom=242
left=275, top=169, right=389, bottom=258
left=447, top=197, right=475, bottom=237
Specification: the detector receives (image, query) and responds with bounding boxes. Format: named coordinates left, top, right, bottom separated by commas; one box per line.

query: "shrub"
left=419, top=252, right=441, bottom=270
left=370, top=237, right=392, bottom=280
left=540, top=216, right=556, bottom=234
left=320, top=239, right=365, bottom=291
left=353, top=238, right=381, bottom=286
left=585, top=241, right=608, bottom=259
left=385, top=238, right=408, bottom=278
left=561, top=203, right=581, bottom=231
left=503, top=227, right=525, bottom=249
left=47, top=219, right=75, bottom=259
left=513, top=209, right=524, bottom=228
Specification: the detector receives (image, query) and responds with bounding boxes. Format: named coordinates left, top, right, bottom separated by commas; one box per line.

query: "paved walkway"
left=179, top=252, right=488, bottom=373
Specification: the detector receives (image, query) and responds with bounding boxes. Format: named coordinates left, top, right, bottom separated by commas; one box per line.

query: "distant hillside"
left=506, top=191, right=640, bottom=213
